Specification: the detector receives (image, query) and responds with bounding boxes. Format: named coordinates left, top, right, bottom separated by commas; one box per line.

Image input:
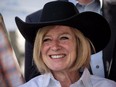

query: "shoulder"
left=26, top=9, right=42, bottom=22
left=18, top=74, right=50, bottom=87
left=27, top=9, right=42, bottom=18
left=91, top=75, right=116, bottom=87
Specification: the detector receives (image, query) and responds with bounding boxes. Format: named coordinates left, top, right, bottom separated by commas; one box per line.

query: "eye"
left=43, top=37, right=51, bottom=43
left=60, top=36, right=69, bottom=40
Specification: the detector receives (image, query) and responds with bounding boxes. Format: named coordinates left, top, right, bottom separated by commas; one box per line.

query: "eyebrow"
left=45, top=31, right=71, bottom=36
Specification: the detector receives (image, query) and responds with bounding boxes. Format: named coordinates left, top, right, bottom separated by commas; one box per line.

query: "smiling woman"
left=15, top=1, right=116, bottom=87
left=34, top=25, right=91, bottom=74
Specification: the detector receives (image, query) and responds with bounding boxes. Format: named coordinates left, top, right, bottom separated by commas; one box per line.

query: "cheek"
left=64, top=41, right=76, bottom=52
left=62, top=42, right=77, bottom=63
left=41, top=46, right=49, bottom=64
left=41, top=44, right=50, bottom=56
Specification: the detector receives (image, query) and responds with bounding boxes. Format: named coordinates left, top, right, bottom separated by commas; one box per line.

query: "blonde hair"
left=33, top=26, right=95, bottom=74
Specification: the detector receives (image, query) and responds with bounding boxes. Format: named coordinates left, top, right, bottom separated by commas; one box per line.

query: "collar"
left=43, top=68, right=92, bottom=87
left=79, top=68, right=93, bottom=87
left=43, top=73, right=61, bottom=87
left=68, top=0, right=103, bottom=8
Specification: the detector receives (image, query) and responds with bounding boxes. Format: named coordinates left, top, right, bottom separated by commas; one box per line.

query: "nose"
left=51, top=40, right=61, bottom=52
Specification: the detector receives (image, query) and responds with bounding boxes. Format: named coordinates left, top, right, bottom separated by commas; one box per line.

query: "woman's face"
left=41, top=25, right=77, bottom=72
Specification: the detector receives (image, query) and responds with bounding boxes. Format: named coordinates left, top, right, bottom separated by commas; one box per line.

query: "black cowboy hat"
left=15, top=1, right=111, bottom=53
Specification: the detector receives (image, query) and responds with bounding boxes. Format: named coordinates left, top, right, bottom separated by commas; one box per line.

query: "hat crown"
left=40, top=1, right=79, bottom=22
left=15, top=1, right=111, bottom=53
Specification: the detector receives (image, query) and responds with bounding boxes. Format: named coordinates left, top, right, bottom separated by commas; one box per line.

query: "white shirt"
left=69, top=0, right=102, bottom=13
left=69, top=0, right=105, bottom=77
left=91, top=51, right=105, bottom=77
left=18, top=68, right=116, bottom=87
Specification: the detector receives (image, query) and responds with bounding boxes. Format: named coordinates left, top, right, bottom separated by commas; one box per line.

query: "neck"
left=77, top=0, right=93, bottom=5
left=52, top=70, right=80, bottom=87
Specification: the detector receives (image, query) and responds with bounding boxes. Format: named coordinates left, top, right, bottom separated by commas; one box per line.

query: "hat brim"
left=15, top=12, right=110, bottom=53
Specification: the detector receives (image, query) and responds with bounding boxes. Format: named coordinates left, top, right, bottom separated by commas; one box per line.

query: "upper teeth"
left=51, top=55, right=64, bottom=59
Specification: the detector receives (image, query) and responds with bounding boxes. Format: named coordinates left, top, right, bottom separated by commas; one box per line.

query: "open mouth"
left=49, top=54, right=66, bottom=59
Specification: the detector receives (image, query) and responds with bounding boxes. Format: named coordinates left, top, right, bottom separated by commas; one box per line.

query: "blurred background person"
left=0, top=14, right=24, bottom=87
